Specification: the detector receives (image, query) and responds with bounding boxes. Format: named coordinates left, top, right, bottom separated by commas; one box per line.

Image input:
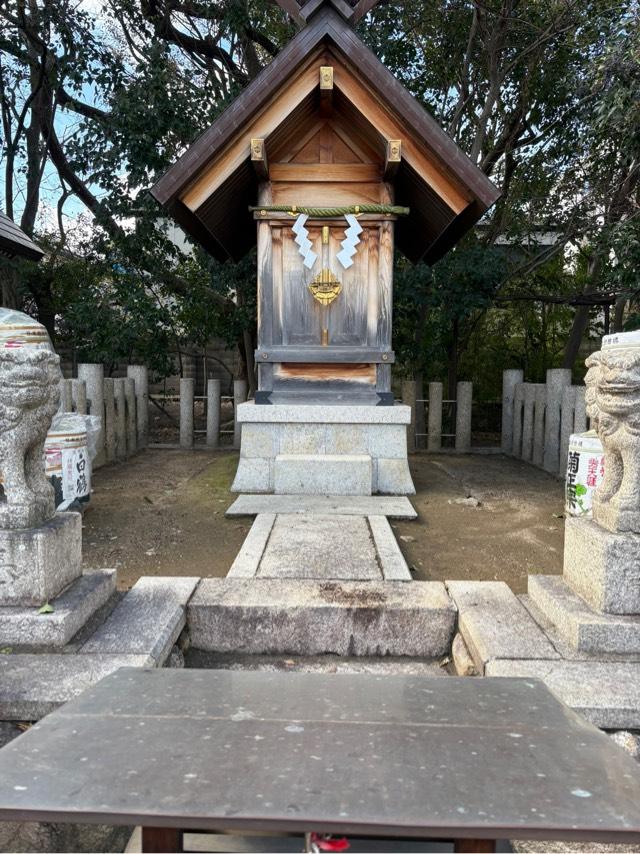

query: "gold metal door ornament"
left=308, top=268, right=341, bottom=306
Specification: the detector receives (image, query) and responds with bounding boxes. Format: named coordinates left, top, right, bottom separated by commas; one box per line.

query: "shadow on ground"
left=81, top=449, right=565, bottom=593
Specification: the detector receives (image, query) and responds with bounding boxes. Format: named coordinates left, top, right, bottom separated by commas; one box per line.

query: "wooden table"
left=1, top=669, right=640, bottom=853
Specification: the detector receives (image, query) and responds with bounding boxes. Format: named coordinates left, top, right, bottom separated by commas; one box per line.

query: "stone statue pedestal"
left=231, top=402, right=415, bottom=496
left=0, top=512, right=82, bottom=607
left=563, top=515, right=640, bottom=615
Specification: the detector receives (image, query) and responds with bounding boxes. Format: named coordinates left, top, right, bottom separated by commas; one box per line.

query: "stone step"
left=528, top=574, right=640, bottom=655
left=274, top=453, right=372, bottom=495
left=187, top=651, right=448, bottom=676
left=188, top=578, right=456, bottom=657
left=446, top=580, right=560, bottom=673
left=81, top=576, right=199, bottom=665
left=0, top=654, right=152, bottom=720
left=0, top=570, right=116, bottom=648
left=226, top=494, right=417, bottom=519
left=228, top=513, right=411, bottom=581
left=486, top=658, right=640, bottom=729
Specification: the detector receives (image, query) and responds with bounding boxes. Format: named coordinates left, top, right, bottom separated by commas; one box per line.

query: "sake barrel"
left=44, top=424, right=91, bottom=511
left=565, top=430, right=604, bottom=517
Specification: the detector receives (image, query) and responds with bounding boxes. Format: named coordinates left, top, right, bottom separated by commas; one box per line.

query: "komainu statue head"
left=0, top=344, right=61, bottom=530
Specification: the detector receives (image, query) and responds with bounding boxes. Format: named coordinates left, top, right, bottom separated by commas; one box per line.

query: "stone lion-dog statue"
left=0, top=346, right=61, bottom=530
left=585, top=346, right=640, bottom=534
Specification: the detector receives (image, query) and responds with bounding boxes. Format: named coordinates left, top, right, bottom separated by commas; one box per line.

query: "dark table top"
left=1, top=669, right=640, bottom=843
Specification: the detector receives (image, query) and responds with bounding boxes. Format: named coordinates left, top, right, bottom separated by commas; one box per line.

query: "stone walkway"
left=228, top=512, right=411, bottom=580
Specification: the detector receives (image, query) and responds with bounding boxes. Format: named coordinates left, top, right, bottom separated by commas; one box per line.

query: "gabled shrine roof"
left=151, top=4, right=500, bottom=265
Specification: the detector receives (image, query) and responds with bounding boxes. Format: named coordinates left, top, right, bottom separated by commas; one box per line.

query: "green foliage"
left=1, top=0, right=638, bottom=393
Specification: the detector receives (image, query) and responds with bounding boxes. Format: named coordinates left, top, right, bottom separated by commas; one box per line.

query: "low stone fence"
left=60, top=365, right=149, bottom=468
left=501, top=368, right=588, bottom=478
left=401, top=380, right=474, bottom=453
left=174, top=378, right=248, bottom=450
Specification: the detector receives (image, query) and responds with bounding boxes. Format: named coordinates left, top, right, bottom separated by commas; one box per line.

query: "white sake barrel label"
left=565, top=431, right=604, bottom=516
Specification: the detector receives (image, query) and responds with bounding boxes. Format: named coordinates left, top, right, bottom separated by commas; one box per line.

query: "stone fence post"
left=532, top=384, right=546, bottom=468
left=72, top=379, right=87, bottom=415
left=103, top=377, right=116, bottom=463
left=206, top=379, right=221, bottom=448
left=543, top=368, right=572, bottom=474
left=127, top=365, right=149, bottom=450
left=455, top=381, right=473, bottom=453
left=59, top=379, right=73, bottom=413
left=521, top=384, right=537, bottom=462
left=78, top=363, right=105, bottom=467
left=180, top=378, right=195, bottom=449
left=124, top=377, right=137, bottom=456
left=574, top=387, right=587, bottom=434
left=233, top=379, right=248, bottom=450
left=427, top=382, right=443, bottom=452
left=512, top=383, right=525, bottom=459
left=401, top=379, right=417, bottom=453
left=501, top=369, right=523, bottom=454
left=114, top=379, right=127, bottom=461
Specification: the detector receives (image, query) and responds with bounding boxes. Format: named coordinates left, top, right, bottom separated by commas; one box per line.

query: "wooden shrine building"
left=153, top=0, right=499, bottom=494
left=152, top=0, right=499, bottom=409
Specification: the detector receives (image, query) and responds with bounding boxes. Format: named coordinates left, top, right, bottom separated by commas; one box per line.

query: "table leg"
left=141, top=826, right=183, bottom=852
left=453, top=840, right=496, bottom=853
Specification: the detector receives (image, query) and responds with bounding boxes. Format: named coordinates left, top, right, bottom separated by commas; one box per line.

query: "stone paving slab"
left=188, top=578, right=456, bottom=657
left=81, top=576, right=199, bottom=665
left=529, top=574, right=640, bottom=655
left=367, top=515, right=412, bottom=580
left=0, top=654, right=153, bottom=720
left=228, top=514, right=276, bottom=578
left=0, top=570, right=116, bottom=648
left=446, top=580, right=559, bottom=673
left=228, top=513, right=411, bottom=581
left=273, top=453, right=372, bottom=495
left=257, top=514, right=382, bottom=580
left=485, top=658, right=640, bottom=729
left=226, top=494, right=417, bottom=519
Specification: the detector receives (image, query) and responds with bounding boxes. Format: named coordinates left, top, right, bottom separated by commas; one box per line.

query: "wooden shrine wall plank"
left=270, top=164, right=381, bottom=182
left=271, top=181, right=384, bottom=206
left=281, top=226, right=322, bottom=345
left=272, top=227, right=284, bottom=345
left=257, top=184, right=274, bottom=346
left=327, top=226, right=369, bottom=346
left=366, top=224, right=380, bottom=347
left=376, top=220, right=393, bottom=349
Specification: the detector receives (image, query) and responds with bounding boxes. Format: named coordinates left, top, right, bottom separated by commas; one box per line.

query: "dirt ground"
left=81, top=449, right=565, bottom=593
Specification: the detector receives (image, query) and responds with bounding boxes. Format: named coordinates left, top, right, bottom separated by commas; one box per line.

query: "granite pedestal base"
left=564, top=515, right=640, bottom=614
left=0, top=569, right=116, bottom=648
left=0, top=512, right=82, bottom=607
left=231, top=403, right=415, bottom=496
